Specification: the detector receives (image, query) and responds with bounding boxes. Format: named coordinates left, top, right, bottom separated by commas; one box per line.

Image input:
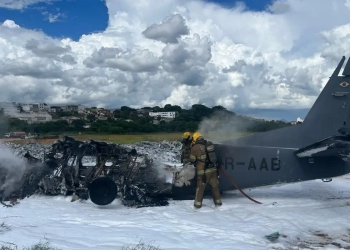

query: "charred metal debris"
left=0, top=136, right=186, bottom=208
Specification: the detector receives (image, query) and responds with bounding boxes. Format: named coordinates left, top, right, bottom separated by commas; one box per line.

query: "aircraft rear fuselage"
left=215, top=144, right=350, bottom=191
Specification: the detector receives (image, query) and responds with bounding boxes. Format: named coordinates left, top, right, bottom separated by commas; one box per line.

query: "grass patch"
left=0, top=239, right=160, bottom=250
left=67, top=131, right=253, bottom=144
left=0, top=240, right=60, bottom=250
left=122, top=239, right=161, bottom=250
left=22, top=240, right=60, bottom=250
left=1, top=132, right=253, bottom=145
left=69, top=132, right=184, bottom=144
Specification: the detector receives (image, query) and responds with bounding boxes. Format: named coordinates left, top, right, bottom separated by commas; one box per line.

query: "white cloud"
left=43, top=12, right=66, bottom=23
left=0, top=0, right=350, bottom=114
left=0, top=0, right=56, bottom=9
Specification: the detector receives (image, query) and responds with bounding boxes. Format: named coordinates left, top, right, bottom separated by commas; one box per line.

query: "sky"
left=0, top=0, right=350, bottom=121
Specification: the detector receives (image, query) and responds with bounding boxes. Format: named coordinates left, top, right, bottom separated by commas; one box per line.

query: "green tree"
left=87, top=114, right=96, bottom=123
left=3, top=103, right=292, bottom=135
left=72, top=119, right=86, bottom=130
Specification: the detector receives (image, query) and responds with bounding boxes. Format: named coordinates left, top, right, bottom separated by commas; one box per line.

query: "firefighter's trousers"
left=194, top=166, right=222, bottom=208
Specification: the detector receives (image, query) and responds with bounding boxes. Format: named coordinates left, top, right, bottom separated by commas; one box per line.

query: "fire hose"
left=219, top=167, right=262, bottom=204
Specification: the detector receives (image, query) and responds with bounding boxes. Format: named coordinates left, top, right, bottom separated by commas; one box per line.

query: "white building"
left=48, top=104, right=87, bottom=114
left=296, top=117, right=304, bottom=123
left=78, top=105, right=88, bottom=114
left=9, top=112, right=52, bottom=123
left=22, top=105, right=31, bottom=112
left=148, top=112, right=177, bottom=119
left=37, top=103, right=50, bottom=111
left=61, top=116, right=81, bottom=124
left=291, top=117, right=304, bottom=125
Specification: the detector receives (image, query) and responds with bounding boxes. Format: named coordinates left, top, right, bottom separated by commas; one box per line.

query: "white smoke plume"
left=0, top=108, right=8, bottom=136
left=0, top=144, right=39, bottom=199
left=173, top=163, right=195, bottom=187
left=197, top=110, right=253, bottom=143
left=145, top=159, right=174, bottom=185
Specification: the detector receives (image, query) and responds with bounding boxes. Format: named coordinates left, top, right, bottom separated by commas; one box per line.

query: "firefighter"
left=181, top=132, right=193, bottom=164
left=189, top=132, right=222, bottom=208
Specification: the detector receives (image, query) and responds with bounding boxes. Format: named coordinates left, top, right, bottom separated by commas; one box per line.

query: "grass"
left=0, top=224, right=60, bottom=250
left=0, top=241, right=60, bottom=250
left=0, top=239, right=160, bottom=250
left=122, top=239, right=161, bottom=250
left=64, top=131, right=252, bottom=144
left=2, top=132, right=253, bottom=145
left=67, top=132, right=184, bottom=144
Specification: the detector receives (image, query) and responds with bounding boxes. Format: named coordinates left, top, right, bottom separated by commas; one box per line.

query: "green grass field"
left=67, top=132, right=184, bottom=144
left=2, top=132, right=253, bottom=145
left=62, top=131, right=252, bottom=144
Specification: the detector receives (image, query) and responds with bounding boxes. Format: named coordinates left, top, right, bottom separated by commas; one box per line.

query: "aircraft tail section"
left=301, top=56, right=350, bottom=147
left=223, top=56, right=350, bottom=149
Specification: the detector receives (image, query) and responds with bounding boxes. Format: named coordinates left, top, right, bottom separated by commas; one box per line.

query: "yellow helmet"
left=182, top=132, right=192, bottom=140
left=192, top=131, right=203, bottom=143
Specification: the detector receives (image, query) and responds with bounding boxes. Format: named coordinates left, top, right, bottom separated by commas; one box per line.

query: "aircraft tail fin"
left=301, top=56, right=350, bottom=146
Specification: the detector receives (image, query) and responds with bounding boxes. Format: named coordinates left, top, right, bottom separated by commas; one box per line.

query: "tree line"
left=0, top=104, right=292, bottom=136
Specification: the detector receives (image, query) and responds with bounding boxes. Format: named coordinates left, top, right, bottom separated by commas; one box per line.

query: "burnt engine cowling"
left=88, top=176, right=118, bottom=206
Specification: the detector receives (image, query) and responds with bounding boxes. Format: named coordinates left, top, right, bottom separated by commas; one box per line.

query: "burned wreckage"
left=0, top=136, right=196, bottom=208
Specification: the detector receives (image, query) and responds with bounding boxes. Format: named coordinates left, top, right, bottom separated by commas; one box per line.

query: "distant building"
left=50, top=106, right=63, bottom=113
left=78, top=105, right=88, bottom=114
left=97, top=108, right=113, bottom=117
left=35, top=103, right=50, bottom=111
left=8, top=112, right=52, bottom=123
left=32, top=104, right=39, bottom=112
left=149, top=111, right=177, bottom=119
left=61, top=116, right=81, bottom=124
left=137, top=108, right=151, bottom=117
left=291, top=117, right=304, bottom=125
left=48, top=104, right=87, bottom=114
left=21, top=104, right=31, bottom=112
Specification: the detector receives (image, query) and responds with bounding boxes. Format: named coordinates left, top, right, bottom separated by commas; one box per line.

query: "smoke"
left=173, top=163, right=195, bottom=187
left=197, top=110, right=253, bottom=143
left=0, top=144, right=40, bottom=200
left=0, top=108, right=8, bottom=136
left=149, top=160, right=173, bottom=184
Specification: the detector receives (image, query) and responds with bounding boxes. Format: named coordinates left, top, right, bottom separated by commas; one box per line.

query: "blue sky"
left=0, top=0, right=109, bottom=40
left=0, top=0, right=273, bottom=41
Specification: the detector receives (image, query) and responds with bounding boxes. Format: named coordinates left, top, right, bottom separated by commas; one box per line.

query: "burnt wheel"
left=88, top=177, right=118, bottom=206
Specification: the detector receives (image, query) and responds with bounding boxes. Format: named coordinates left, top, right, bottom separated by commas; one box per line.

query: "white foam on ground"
left=2, top=176, right=350, bottom=249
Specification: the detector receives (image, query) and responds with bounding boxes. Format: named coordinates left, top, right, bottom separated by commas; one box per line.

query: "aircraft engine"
left=88, top=176, right=118, bottom=206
